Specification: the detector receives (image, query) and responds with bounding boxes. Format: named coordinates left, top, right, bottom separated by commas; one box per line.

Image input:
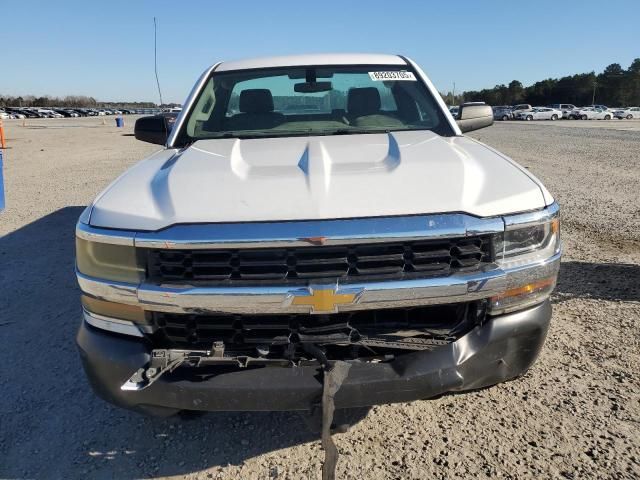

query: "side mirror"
left=456, top=103, right=494, bottom=133
left=134, top=114, right=175, bottom=145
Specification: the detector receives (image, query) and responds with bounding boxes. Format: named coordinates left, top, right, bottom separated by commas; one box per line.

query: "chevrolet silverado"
left=76, top=54, right=561, bottom=423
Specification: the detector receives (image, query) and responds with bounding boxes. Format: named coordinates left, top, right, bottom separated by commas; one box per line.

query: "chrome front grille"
left=147, top=236, right=493, bottom=283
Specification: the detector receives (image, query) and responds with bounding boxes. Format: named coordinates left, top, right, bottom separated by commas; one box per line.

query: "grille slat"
left=148, top=236, right=492, bottom=284
left=152, top=302, right=484, bottom=350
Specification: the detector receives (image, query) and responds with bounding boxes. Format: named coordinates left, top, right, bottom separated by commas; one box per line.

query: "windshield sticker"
left=368, top=71, right=416, bottom=81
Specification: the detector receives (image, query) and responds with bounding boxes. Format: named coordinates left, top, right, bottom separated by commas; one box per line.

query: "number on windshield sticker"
left=368, top=71, right=416, bottom=81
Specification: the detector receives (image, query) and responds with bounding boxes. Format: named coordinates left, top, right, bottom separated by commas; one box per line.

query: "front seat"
left=347, top=87, right=381, bottom=118
left=225, top=89, right=284, bottom=131
left=346, top=87, right=403, bottom=128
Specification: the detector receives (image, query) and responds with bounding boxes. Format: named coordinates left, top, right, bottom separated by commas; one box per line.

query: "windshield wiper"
left=195, top=127, right=431, bottom=141
left=329, top=128, right=390, bottom=136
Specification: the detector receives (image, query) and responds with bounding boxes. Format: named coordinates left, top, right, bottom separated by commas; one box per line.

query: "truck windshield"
left=176, top=65, right=453, bottom=143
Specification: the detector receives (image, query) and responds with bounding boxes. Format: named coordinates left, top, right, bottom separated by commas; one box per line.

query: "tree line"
left=440, top=59, right=640, bottom=107
left=0, top=95, right=157, bottom=109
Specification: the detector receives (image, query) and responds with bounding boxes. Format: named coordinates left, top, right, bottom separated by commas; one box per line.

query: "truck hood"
left=89, top=130, right=551, bottom=231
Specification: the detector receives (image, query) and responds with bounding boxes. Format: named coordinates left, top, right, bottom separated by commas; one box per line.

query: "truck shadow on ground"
left=554, top=260, right=640, bottom=303
left=0, top=207, right=637, bottom=479
left=0, top=207, right=330, bottom=480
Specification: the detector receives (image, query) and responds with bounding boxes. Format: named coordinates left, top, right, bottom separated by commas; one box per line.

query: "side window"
left=186, top=78, right=216, bottom=137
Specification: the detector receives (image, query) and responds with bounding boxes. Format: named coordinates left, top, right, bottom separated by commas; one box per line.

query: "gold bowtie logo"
left=289, top=286, right=362, bottom=314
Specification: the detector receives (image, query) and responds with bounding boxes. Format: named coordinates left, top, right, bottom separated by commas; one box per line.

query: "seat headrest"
left=239, top=89, right=274, bottom=113
left=347, top=87, right=381, bottom=116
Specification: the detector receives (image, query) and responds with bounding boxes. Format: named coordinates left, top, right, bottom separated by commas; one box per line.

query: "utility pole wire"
left=154, top=17, right=164, bottom=107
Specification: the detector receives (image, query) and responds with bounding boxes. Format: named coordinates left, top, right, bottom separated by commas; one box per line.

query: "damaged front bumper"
left=77, top=300, right=551, bottom=416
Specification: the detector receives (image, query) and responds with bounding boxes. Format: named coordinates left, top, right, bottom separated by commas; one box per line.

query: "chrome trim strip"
left=136, top=268, right=506, bottom=313
left=76, top=222, right=136, bottom=246
left=504, top=202, right=559, bottom=230
left=77, top=254, right=561, bottom=315
left=134, top=215, right=504, bottom=250
left=77, top=266, right=503, bottom=314
left=83, top=309, right=145, bottom=337
left=76, top=271, right=139, bottom=304
left=73, top=204, right=559, bottom=250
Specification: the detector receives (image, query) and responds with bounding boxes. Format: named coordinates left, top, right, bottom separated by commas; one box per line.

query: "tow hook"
left=121, top=350, right=187, bottom=391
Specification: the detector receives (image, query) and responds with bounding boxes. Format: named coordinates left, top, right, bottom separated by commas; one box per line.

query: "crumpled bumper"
left=76, top=301, right=552, bottom=416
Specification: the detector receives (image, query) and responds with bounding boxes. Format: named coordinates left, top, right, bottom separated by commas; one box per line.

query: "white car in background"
left=587, top=105, right=612, bottom=111
left=575, top=107, right=613, bottom=120
left=549, top=103, right=577, bottom=119
left=516, top=107, right=562, bottom=121
left=511, top=104, right=532, bottom=117
left=613, top=107, right=640, bottom=119
left=37, top=109, right=63, bottom=118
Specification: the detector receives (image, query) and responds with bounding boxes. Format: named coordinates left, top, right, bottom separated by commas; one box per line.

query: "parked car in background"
left=566, top=107, right=584, bottom=120
left=587, top=105, right=611, bottom=111
left=511, top=104, right=532, bottom=117
left=575, top=107, right=613, bottom=120
left=516, top=107, right=562, bottom=121
left=6, top=109, right=26, bottom=119
left=19, top=109, right=43, bottom=118
left=0, top=110, right=14, bottom=119
left=493, top=106, right=512, bottom=120
left=37, top=109, right=63, bottom=118
left=449, top=106, right=459, bottom=118
left=53, top=109, right=78, bottom=118
left=613, top=107, right=640, bottom=119
left=548, top=104, right=577, bottom=119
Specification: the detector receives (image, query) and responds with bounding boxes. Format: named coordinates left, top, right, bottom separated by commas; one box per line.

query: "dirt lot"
left=0, top=117, right=639, bottom=479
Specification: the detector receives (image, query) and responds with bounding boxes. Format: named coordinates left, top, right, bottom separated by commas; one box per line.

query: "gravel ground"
left=0, top=117, right=638, bottom=479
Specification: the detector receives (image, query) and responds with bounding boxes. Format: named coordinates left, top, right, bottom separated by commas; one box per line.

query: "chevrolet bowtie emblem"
left=287, top=285, right=363, bottom=314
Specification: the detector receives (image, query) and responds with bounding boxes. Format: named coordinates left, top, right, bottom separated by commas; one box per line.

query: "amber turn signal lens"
left=491, top=277, right=556, bottom=301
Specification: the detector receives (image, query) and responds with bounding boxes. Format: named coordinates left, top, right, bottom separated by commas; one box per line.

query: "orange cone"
left=0, top=119, right=6, bottom=149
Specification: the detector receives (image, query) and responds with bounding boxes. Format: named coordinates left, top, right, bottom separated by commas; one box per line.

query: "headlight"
left=490, top=208, right=561, bottom=314
left=495, top=217, right=560, bottom=269
left=76, top=237, right=144, bottom=283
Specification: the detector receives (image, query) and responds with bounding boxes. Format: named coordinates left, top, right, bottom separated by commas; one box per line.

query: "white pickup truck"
left=76, top=54, right=561, bottom=421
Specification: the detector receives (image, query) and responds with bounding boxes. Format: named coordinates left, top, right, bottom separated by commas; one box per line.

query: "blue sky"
left=2, top=0, right=638, bottom=103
